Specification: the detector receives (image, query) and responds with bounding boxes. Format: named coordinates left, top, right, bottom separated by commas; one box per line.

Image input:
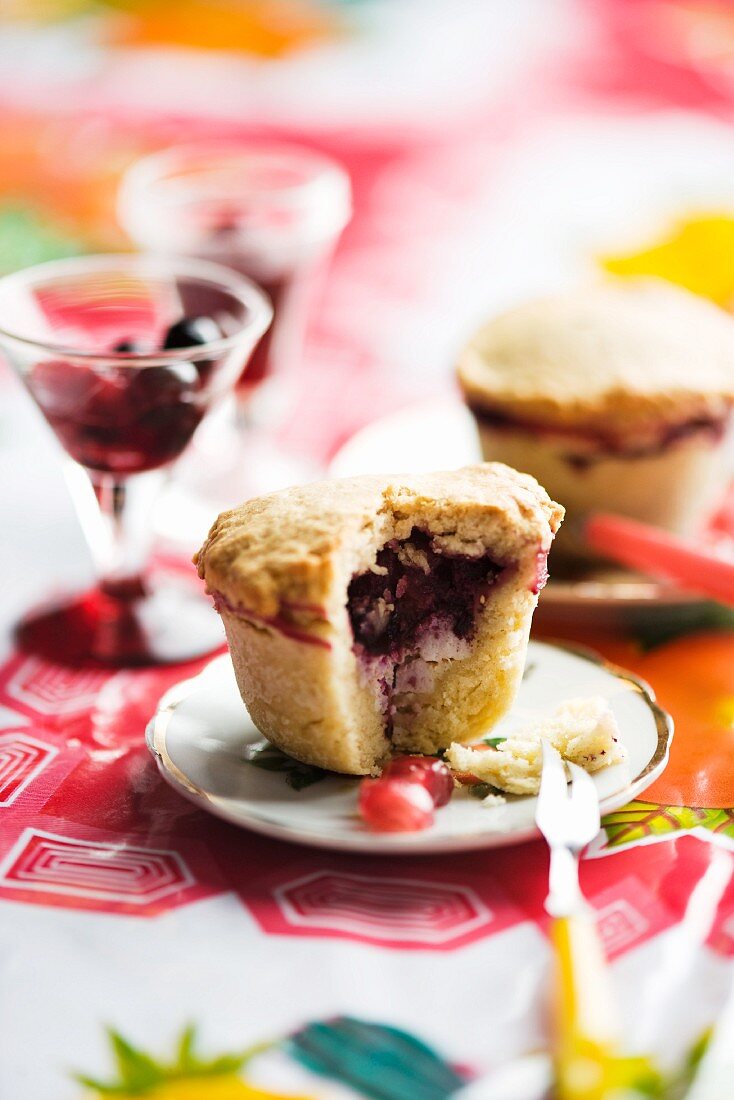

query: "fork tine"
left=567, top=761, right=601, bottom=840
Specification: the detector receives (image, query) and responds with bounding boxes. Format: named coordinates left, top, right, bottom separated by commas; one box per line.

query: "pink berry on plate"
left=358, top=777, right=435, bottom=833
left=384, top=755, right=454, bottom=807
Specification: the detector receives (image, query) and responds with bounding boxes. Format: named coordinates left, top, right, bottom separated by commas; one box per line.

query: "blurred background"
left=5, top=0, right=734, bottom=606
left=6, top=0, right=734, bottom=443
left=8, top=0, right=734, bottom=449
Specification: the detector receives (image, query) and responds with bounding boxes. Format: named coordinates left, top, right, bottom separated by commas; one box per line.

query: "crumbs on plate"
left=447, top=696, right=627, bottom=796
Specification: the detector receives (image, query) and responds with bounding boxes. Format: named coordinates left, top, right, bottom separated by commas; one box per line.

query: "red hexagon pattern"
left=0, top=657, right=113, bottom=717
left=0, top=731, right=58, bottom=806
left=595, top=898, right=650, bottom=955
left=0, top=829, right=194, bottom=906
left=260, top=869, right=502, bottom=949
left=585, top=875, right=673, bottom=960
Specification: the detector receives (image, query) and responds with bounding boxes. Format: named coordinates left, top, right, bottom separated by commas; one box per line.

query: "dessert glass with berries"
left=118, top=141, right=351, bottom=502
left=0, top=254, right=271, bottom=665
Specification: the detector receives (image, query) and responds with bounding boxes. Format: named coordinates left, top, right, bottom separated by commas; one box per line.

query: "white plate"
left=329, top=399, right=712, bottom=626
left=146, top=641, right=672, bottom=855
left=330, top=400, right=483, bottom=479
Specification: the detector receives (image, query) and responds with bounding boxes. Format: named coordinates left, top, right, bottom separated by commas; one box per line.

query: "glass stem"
left=65, top=462, right=164, bottom=599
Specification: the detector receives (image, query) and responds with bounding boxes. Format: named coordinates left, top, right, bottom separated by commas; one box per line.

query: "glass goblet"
left=117, top=141, right=351, bottom=502
left=0, top=253, right=272, bottom=666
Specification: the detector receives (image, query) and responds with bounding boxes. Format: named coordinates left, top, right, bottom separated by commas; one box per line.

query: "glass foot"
left=16, top=571, right=224, bottom=667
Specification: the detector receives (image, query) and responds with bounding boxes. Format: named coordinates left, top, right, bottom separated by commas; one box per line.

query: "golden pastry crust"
left=457, top=279, right=734, bottom=439
left=195, top=463, right=563, bottom=623
left=196, top=463, right=563, bottom=775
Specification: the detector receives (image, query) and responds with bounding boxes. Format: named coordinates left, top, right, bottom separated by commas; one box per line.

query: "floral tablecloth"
left=3, top=3, right=734, bottom=1097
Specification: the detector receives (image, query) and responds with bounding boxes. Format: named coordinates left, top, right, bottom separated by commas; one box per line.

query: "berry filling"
left=347, top=528, right=504, bottom=729
left=531, top=548, right=549, bottom=595
left=211, top=590, right=331, bottom=650
left=470, top=404, right=729, bottom=466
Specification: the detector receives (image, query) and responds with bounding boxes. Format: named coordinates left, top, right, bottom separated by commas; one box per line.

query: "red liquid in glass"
left=201, top=211, right=316, bottom=395
left=27, top=358, right=211, bottom=474
left=238, top=276, right=284, bottom=390
left=24, top=279, right=240, bottom=474
left=17, top=291, right=239, bottom=666
left=233, top=271, right=310, bottom=395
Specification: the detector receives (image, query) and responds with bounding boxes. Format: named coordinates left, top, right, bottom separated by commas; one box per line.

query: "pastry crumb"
left=480, top=792, right=507, bottom=807
left=447, top=696, right=627, bottom=795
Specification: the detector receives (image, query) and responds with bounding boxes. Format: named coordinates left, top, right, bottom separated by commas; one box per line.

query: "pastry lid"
left=457, top=279, right=734, bottom=436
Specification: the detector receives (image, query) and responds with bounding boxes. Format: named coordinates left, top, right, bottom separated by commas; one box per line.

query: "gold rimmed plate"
left=146, top=641, right=672, bottom=855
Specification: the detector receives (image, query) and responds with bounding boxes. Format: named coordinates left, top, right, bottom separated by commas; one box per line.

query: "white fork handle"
left=546, top=845, right=586, bottom=919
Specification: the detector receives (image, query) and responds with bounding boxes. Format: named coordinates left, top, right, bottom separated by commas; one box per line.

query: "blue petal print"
left=288, top=1016, right=469, bottom=1099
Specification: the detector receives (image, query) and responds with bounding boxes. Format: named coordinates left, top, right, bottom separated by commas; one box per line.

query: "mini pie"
left=457, top=279, right=734, bottom=549
left=195, top=463, right=563, bottom=775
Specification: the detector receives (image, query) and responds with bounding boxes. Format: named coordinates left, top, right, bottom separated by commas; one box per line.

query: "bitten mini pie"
left=195, top=464, right=563, bottom=775
left=457, top=280, right=734, bottom=550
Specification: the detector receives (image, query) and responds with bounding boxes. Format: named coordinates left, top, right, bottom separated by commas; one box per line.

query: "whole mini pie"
left=195, top=463, right=563, bottom=775
left=457, top=279, right=734, bottom=549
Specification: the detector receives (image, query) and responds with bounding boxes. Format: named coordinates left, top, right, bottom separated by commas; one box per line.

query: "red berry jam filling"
left=210, top=590, right=331, bottom=650
left=347, top=528, right=505, bottom=726
left=470, top=404, right=729, bottom=467
left=531, top=548, right=549, bottom=595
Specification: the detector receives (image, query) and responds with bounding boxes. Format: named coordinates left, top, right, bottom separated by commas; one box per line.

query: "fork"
left=536, top=739, right=621, bottom=1100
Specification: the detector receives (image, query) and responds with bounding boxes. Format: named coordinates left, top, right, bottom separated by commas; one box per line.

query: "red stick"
left=583, top=513, right=734, bottom=607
